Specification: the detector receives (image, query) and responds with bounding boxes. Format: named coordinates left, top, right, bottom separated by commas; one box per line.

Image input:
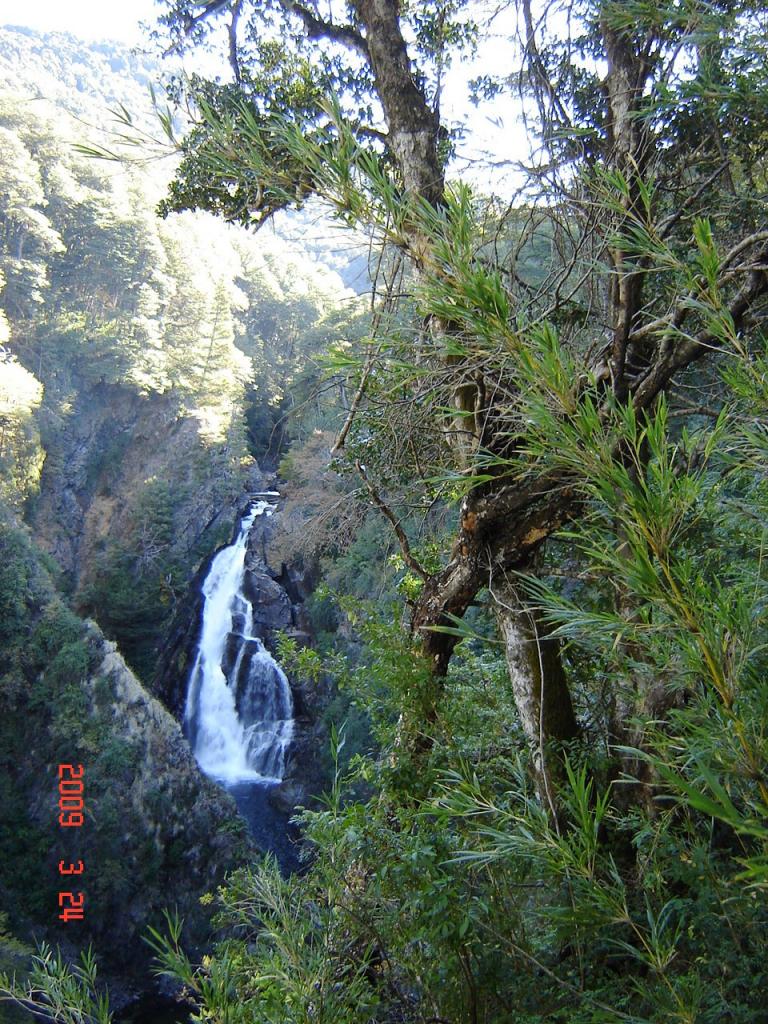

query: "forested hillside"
left=0, top=26, right=362, bottom=677
left=2, top=3, right=768, bottom=1024
left=0, top=23, right=362, bottom=993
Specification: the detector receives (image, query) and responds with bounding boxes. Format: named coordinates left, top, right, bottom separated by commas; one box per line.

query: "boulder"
left=241, top=570, right=293, bottom=632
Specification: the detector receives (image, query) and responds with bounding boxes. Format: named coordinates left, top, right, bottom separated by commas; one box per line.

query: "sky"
left=0, top=0, right=157, bottom=43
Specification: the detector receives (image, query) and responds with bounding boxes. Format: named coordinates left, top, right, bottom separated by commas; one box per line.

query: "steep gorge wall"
left=30, top=381, right=254, bottom=683
left=0, top=510, right=252, bottom=976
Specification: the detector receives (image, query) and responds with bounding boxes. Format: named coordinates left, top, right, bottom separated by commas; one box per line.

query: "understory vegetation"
left=136, top=295, right=768, bottom=1024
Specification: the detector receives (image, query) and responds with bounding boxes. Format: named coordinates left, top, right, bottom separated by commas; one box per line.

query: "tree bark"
left=490, top=577, right=579, bottom=805
left=353, top=0, right=443, bottom=208
left=408, top=472, right=581, bottom=805
left=348, top=0, right=575, bottom=779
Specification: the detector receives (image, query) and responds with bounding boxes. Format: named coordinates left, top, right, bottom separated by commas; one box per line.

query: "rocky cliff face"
left=0, top=509, right=252, bottom=979
left=30, top=381, right=253, bottom=683
left=33, top=382, right=248, bottom=584
left=67, top=627, right=253, bottom=964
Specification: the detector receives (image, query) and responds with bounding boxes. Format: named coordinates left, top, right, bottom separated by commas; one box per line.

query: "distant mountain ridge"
left=0, top=24, right=369, bottom=291
left=0, top=24, right=161, bottom=118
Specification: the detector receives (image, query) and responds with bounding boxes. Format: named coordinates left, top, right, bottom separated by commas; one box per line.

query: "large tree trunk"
left=490, top=578, right=578, bottom=803
left=353, top=0, right=443, bottom=209
left=410, top=477, right=580, bottom=765
left=351, top=0, right=572, bottom=776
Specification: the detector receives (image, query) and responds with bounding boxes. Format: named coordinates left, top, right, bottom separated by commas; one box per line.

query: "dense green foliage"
left=0, top=511, right=211, bottom=941
left=132, top=348, right=768, bottom=1024
left=123, top=2, right=768, bottom=1022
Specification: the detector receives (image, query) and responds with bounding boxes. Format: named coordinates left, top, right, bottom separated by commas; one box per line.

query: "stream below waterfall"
left=184, top=497, right=300, bottom=871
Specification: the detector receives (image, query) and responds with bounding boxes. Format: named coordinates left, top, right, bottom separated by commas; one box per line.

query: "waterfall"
left=184, top=498, right=294, bottom=784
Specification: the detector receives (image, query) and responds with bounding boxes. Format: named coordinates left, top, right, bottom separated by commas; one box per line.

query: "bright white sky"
left=0, top=0, right=157, bottom=42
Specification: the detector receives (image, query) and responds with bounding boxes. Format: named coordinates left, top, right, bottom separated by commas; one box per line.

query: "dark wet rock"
left=269, top=778, right=309, bottom=815
left=282, top=627, right=313, bottom=649
left=222, top=631, right=242, bottom=678
left=242, top=571, right=292, bottom=632
left=277, top=561, right=318, bottom=604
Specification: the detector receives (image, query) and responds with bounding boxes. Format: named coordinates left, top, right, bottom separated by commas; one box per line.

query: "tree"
left=155, top=0, right=768, bottom=801
left=2, top=11, right=766, bottom=1021
left=0, top=102, right=65, bottom=317
left=0, top=347, right=43, bottom=509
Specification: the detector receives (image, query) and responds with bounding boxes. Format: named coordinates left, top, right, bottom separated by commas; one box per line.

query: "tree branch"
left=520, top=0, right=573, bottom=136
left=632, top=242, right=768, bottom=409
left=656, top=160, right=730, bottom=240
left=165, top=0, right=229, bottom=53
left=333, top=347, right=377, bottom=453
left=356, top=461, right=428, bottom=579
left=166, top=0, right=369, bottom=61
left=229, top=0, right=244, bottom=84
left=278, top=1, right=370, bottom=59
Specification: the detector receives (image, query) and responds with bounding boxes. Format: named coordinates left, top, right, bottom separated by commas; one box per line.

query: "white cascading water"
left=184, top=498, right=294, bottom=784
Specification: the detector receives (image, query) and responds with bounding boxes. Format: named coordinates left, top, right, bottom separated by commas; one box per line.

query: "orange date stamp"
left=57, top=764, right=85, bottom=922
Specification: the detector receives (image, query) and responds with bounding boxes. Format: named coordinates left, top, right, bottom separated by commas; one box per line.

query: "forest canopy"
left=0, top=26, right=362, bottom=673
